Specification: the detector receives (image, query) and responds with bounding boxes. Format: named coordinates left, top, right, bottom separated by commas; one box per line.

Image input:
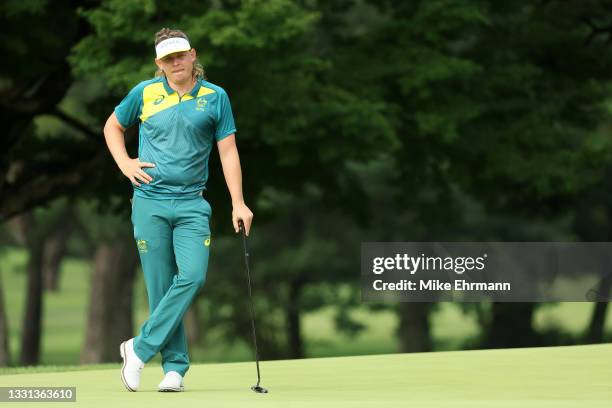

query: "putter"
left=239, top=220, right=269, bottom=394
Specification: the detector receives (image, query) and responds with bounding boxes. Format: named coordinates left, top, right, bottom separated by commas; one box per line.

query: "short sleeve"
left=215, top=89, right=237, bottom=141
left=114, top=83, right=145, bottom=129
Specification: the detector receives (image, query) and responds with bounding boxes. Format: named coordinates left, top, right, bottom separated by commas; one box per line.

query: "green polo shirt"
left=115, top=76, right=236, bottom=199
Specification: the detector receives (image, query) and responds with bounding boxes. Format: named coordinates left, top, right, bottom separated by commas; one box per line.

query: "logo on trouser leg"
left=204, top=237, right=211, bottom=247
left=137, top=239, right=148, bottom=253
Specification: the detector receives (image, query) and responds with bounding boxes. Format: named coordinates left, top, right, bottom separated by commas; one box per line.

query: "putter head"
left=251, top=385, right=268, bottom=393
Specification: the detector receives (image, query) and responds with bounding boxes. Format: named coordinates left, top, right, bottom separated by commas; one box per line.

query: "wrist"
left=117, top=156, right=131, bottom=169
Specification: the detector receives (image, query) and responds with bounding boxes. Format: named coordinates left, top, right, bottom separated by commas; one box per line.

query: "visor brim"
left=156, top=47, right=192, bottom=60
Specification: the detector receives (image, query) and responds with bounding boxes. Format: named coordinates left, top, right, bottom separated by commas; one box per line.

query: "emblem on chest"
left=196, top=97, right=208, bottom=111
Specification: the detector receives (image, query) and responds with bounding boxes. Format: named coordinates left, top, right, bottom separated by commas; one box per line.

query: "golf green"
left=1, top=344, right=610, bottom=407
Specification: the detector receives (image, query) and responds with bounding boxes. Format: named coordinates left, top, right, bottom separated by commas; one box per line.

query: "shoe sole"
left=120, top=342, right=136, bottom=392
left=158, top=386, right=185, bottom=392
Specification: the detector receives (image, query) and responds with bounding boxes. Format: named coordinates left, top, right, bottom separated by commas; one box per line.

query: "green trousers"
left=131, top=195, right=211, bottom=377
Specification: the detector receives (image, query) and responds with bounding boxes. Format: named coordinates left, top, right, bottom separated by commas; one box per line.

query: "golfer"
left=103, top=27, right=253, bottom=392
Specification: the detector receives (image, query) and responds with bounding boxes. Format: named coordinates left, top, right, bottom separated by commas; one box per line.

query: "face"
left=155, top=49, right=196, bottom=84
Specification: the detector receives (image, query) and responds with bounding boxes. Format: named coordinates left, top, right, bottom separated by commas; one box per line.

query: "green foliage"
left=68, top=0, right=398, bottom=216
left=74, top=198, right=132, bottom=243
left=4, top=0, right=612, bottom=360
left=4, top=0, right=612, bottom=219
left=15, top=0, right=609, bottom=224
left=203, top=0, right=320, bottom=48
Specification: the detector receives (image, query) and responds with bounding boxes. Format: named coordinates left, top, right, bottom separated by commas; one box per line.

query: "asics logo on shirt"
left=153, top=95, right=165, bottom=105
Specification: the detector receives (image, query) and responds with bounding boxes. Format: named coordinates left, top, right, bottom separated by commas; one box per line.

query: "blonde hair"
left=154, top=28, right=205, bottom=80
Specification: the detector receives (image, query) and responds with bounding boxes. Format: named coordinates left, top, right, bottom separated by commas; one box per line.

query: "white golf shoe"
left=158, top=371, right=185, bottom=392
left=120, top=338, right=145, bottom=392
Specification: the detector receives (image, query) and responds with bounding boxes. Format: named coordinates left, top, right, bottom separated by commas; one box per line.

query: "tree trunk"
left=585, top=213, right=612, bottom=343
left=397, top=303, right=431, bottom=352
left=284, top=209, right=307, bottom=359
left=586, top=269, right=611, bottom=343
left=20, top=239, right=44, bottom=365
left=80, top=238, right=138, bottom=364
left=485, top=302, right=537, bottom=348
left=286, top=280, right=304, bottom=358
left=587, top=302, right=609, bottom=344
left=42, top=212, right=74, bottom=291
left=0, top=270, right=11, bottom=366
left=184, top=299, right=201, bottom=345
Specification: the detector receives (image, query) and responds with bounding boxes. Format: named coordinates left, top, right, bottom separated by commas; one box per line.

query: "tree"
left=3, top=0, right=612, bottom=364
left=320, top=0, right=612, bottom=350
left=0, top=265, right=10, bottom=366
left=78, top=199, right=139, bottom=364
left=0, top=0, right=106, bottom=221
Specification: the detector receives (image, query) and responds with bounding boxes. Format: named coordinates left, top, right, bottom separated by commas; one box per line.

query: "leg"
left=130, top=196, right=175, bottom=362
left=167, top=197, right=211, bottom=376
left=133, top=197, right=211, bottom=375
left=160, top=321, right=189, bottom=376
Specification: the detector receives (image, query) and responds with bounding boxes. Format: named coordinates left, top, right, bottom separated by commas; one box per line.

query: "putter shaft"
left=239, top=220, right=268, bottom=393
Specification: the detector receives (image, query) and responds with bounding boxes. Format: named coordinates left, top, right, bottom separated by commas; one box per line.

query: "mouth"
left=172, top=69, right=184, bottom=74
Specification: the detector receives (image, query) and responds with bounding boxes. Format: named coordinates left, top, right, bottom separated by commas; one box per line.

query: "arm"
left=217, top=134, right=254, bottom=235
left=103, top=112, right=155, bottom=187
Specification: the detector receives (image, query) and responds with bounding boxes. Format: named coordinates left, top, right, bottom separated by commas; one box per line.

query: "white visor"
left=155, top=37, right=191, bottom=59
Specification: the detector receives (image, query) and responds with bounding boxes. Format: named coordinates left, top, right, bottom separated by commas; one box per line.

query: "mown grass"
left=1, top=344, right=611, bottom=407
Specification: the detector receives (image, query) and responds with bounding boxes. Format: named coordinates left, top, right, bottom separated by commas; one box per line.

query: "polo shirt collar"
left=189, top=79, right=201, bottom=97
left=162, top=76, right=201, bottom=97
left=162, top=75, right=174, bottom=94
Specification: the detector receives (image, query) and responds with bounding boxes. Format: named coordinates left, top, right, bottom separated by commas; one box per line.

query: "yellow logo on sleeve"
left=204, top=237, right=211, bottom=247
